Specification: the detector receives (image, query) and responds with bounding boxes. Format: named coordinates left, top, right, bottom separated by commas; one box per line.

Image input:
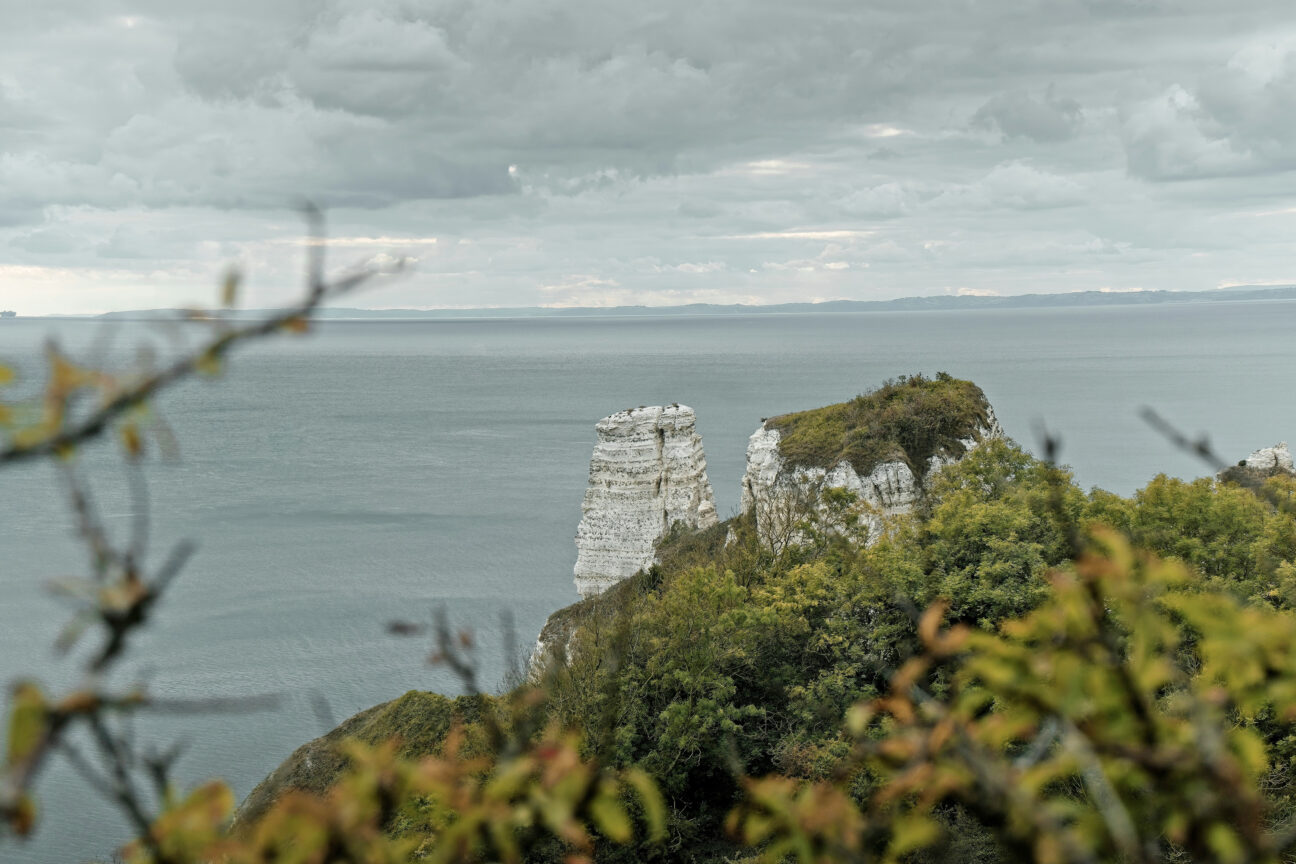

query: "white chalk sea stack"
left=1243, top=442, right=1295, bottom=473
left=573, top=405, right=718, bottom=598
left=740, top=404, right=1003, bottom=546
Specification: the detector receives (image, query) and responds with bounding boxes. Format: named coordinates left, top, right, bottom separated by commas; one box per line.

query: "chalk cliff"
left=740, top=378, right=1002, bottom=546
left=1218, top=441, right=1296, bottom=486
left=572, top=405, right=717, bottom=598
left=1243, top=442, right=1294, bottom=473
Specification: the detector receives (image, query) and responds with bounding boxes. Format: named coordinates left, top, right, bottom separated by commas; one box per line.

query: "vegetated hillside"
left=765, top=373, right=992, bottom=479
left=235, top=690, right=493, bottom=828
left=239, top=430, right=1296, bottom=863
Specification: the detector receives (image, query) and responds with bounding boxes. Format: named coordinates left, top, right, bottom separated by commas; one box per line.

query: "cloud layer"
left=4, top=0, right=1296, bottom=312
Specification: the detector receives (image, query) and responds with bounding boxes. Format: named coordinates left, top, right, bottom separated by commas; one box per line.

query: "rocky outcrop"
left=1243, top=442, right=1294, bottom=473
left=1218, top=442, right=1296, bottom=486
left=741, top=400, right=1002, bottom=548
left=573, top=405, right=717, bottom=598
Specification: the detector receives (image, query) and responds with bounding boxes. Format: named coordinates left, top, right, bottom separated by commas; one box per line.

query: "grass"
left=234, top=690, right=488, bottom=827
left=765, top=373, right=991, bottom=480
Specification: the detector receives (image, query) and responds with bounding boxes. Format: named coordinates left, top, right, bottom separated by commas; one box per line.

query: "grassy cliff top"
left=766, top=373, right=992, bottom=479
left=235, top=690, right=490, bottom=829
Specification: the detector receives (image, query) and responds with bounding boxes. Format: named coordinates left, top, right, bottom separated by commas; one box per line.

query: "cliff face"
left=741, top=379, right=1002, bottom=546
left=572, top=405, right=717, bottom=598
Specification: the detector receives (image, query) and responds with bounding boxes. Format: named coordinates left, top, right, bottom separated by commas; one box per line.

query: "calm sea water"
left=3, top=301, right=1295, bottom=862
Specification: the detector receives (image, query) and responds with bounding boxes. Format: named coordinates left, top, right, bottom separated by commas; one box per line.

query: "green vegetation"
left=766, top=373, right=991, bottom=480
left=235, top=691, right=491, bottom=827
left=221, top=435, right=1296, bottom=863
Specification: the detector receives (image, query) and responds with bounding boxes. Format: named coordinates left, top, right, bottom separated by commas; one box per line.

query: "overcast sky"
left=4, top=0, right=1296, bottom=313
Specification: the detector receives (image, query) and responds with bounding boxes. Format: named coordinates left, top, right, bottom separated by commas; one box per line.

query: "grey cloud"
left=6, top=0, right=1296, bottom=313
left=1121, top=36, right=1296, bottom=180
left=837, top=182, right=917, bottom=218
left=96, top=224, right=197, bottom=259
left=934, top=162, right=1086, bottom=211
left=10, top=226, right=81, bottom=254
left=676, top=200, right=723, bottom=219
left=173, top=21, right=291, bottom=101
left=973, top=87, right=1084, bottom=142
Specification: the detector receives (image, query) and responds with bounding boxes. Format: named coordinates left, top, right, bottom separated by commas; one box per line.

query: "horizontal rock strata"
left=573, top=405, right=717, bottom=598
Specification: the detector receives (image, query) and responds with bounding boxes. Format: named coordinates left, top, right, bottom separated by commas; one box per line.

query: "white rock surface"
left=741, top=404, right=1002, bottom=547
left=573, top=405, right=717, bottom=597
left=1243, top=442, right=1294, bottom=472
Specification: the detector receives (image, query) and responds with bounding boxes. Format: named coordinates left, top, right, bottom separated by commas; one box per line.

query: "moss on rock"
left=765, top=372, right=991, bottom=480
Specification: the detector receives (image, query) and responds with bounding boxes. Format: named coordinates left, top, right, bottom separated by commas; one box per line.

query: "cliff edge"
left=741, top=374, right=1001, bottom=547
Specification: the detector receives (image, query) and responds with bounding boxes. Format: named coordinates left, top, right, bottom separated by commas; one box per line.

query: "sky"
left=4, top=0, right=1296, bottom=314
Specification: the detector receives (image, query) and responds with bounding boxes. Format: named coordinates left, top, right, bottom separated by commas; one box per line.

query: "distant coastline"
left=34, top=283, right=1296, bottom=321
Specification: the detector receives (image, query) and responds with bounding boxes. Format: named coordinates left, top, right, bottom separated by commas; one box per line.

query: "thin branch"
left=57, top=739, right=118, bottom=804
left=1139, top=407, right=1229, bottom=474
left=125, top=458, right=150, bottom=573
left=87, top=715, right=165, bottom=863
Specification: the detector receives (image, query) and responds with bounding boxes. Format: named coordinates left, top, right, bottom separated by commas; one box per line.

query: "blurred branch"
left=0, top=210, right=403, bottom=850
left=1139, top=407, right=1229, bottom=474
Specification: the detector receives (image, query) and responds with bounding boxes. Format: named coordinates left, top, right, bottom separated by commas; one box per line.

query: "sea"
left=2, top=300, right=1295, bottom=863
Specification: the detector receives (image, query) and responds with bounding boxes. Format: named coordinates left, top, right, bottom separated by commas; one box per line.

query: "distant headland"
left=72, top=282, right=1296, bottom=321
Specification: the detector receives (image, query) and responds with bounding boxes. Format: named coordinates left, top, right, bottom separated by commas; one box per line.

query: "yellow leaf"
left=590, top=794, right=632, bottom=844
left=282, top=316, right=310, bottom=334
left=6, top=681, right=46, bottom=768
left=624, top=767, right=666, bottom=841
left=48, top=352, right=89, bottom=394
left=1205, top=822, right=1245, bottom=864
left=889, top=813, right=940, bottom=856
left=120, top=423, right=143, bottom=459
left=0, top=365, right=13, bottom=386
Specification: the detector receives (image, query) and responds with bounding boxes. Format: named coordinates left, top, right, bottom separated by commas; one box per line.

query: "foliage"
left=766, top=372, right=991, bottom=479
left=538, top=436, right=1296, bottom=862
left=1097, top=473, right=1296, bottom=601
left=732, top=531, right=1296, bottom=864
left=235, top=690, right=488, bottom=827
